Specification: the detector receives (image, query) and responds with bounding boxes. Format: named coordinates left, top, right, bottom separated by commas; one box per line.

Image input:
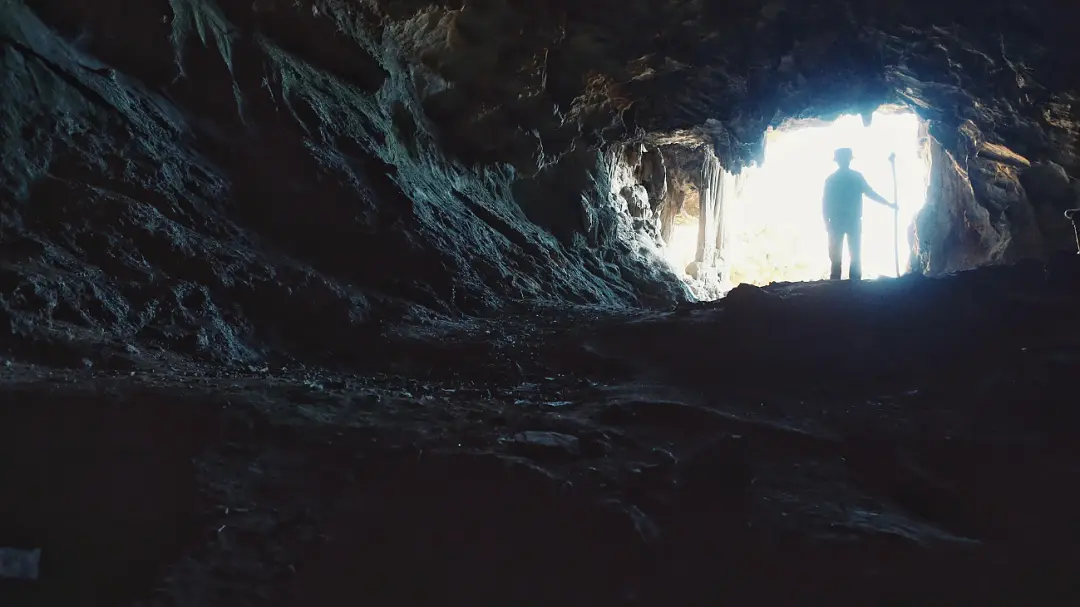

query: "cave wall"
left=1020, top=161, right=1080, bottom=254
left=606, top=143, right=667, bottom=241
left=915, top=118, right=1080, bottom=274
left=0, top=0, right=687, bottom=366
left=595, top=144, right=690, bottom=300
left=655, top=144, right=704, bottom=246
left=914, top=137, right=1007, bottom=274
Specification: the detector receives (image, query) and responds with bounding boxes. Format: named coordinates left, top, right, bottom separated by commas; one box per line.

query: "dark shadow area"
left=0, top=390, right=209, bottom=606
left=293, top=453, right=654, bottom=606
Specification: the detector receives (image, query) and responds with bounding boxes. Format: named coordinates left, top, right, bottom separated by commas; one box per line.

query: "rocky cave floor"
left=3, top=255, right=1080, bottom=606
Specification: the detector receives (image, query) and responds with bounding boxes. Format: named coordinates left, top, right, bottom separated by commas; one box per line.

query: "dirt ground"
left=2, top=255, right=1079, bottom=606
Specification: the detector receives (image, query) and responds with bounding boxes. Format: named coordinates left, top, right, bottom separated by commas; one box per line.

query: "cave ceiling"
left=379, top=0, right=1079, bottom=173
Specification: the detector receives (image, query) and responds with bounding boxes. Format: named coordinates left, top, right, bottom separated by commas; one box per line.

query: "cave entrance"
left=662, top=194, right=701, bottom=281
left=727, top=107, right=931, bottom=287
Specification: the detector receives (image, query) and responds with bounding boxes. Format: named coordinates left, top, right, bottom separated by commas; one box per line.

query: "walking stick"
left=888, top=152, right=900, bottom=277
left=1066, top=209, right=1080, bottom=254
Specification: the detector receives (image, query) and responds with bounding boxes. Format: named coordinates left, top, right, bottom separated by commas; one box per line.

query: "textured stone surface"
left=0, top=0, right=690, bottom=368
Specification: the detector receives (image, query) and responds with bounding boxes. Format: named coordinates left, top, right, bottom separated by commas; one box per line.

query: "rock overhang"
left=373, top=1, right=1077, bottom=174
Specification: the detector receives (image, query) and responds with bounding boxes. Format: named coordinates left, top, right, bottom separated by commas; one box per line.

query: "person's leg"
left=848, top=223, right=863, bottom=280
left=827, top=226, right=843, bottom=279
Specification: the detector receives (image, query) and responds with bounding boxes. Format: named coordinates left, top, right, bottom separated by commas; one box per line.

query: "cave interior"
left=2, top=0, right=1080, bottom=605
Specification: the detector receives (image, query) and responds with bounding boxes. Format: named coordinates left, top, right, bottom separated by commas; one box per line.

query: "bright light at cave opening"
left=727, top=108, right=931, bottom=286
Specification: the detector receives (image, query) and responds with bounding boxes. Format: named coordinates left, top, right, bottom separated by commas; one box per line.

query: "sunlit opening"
left=665, top=221, right=699, bottom=276
left=659, top=107, right=932, bottom=298
left=728, top=108, right=931, bottom=286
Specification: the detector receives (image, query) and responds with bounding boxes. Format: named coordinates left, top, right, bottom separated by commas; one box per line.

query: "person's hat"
left=834, top=148, right=854, bottom=161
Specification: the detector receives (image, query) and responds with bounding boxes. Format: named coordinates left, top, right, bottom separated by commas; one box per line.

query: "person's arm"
left=861, top=175, right=896, bottom=208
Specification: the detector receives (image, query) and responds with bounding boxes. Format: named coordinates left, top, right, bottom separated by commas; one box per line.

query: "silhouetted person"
left=822, top=148, right=896, bottom=280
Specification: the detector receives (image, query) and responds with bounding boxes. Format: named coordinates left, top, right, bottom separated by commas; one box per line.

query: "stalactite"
left=659, top=183, right=682, bottom=244
left=695, top=147, right=742, bottom=286
left=713, top=170, right=744, bottom=284
left=696, top=148, right=723, bottom=265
